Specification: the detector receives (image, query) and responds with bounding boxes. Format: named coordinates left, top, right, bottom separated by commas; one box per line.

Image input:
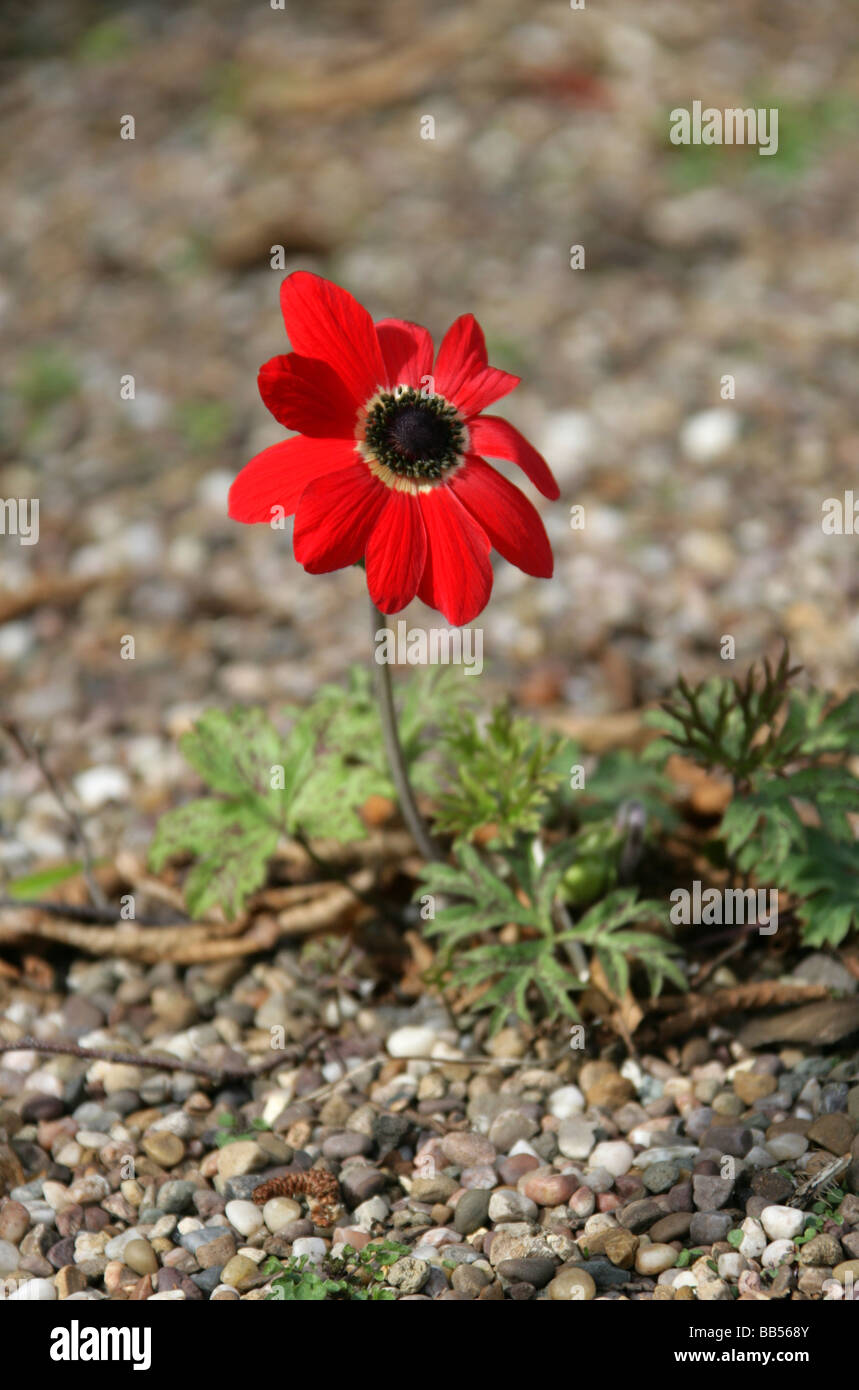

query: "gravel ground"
left=1, top=948, right=858, bottom=1301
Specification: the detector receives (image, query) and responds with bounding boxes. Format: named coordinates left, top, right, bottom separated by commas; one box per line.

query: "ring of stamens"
left=359, top=386, right=466, bottom=485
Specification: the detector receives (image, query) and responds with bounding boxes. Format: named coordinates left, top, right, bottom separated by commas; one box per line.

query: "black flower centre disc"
left=364, top=387, right=465, bottom=480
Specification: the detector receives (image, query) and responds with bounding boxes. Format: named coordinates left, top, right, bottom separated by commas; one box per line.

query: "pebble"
left=548, top=1086, right=585, bottom=1119
left=760, top=1206, right=806, bottom=1242
left=635, top=1243, right=678, bottom=1276
left=219, top=1255, right=259, bottom=1289
left=224, top=1200, right=264, bottom=1237
left=557, top=1117, right=597, bottom=1160
left=488, top=1190, right=538, bottom=1224
left=454, top=1189, right=491, bottom=1235
left=123, top=1239, right=158, bottom=1276
left=548, top=1267, right=596, bottom=1301
left=763, top=1239, right=796, bottom=1269
left=590, top=1141, right=634, bottom=1177
left=386, top=1256, right=429, bottom=1293
left=386, top=1026, right=439, bottom=1058
left=216, top=1141, right=267, bottom=1179
left=142, top=1133, right=185, bottom=1168
left=263, top=1198, right=303, bottom=1233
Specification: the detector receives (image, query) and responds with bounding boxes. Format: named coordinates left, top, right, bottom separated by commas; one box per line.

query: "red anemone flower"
left=228, top=273, right=559, bottom=626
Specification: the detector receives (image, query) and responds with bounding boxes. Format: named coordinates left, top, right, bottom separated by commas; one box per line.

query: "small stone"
left=261, top=1197, right=304, bottom=1236
left=142, top=1133, right=185, bottom=1168
left=689, top=1213, right=732, bottom=1245
left=386, top=1026, right=438, bottom=1058
left=548, top=1086, right=585, bottom=1119
left=643, top=1162, right=679, bottom=1194
left=123, top=1240, right=158, bottom=1276
left=0, top=1200, right=29, bottom=1243
left=557, top=1117, right=597, bottom=1160
left=441, top=1133, right=496, bottom=1168
left=584, top=1072, right=635, bottom=1110
left=56, top=1265, right=87, bottom=1298
left=225, top=1199, right=264, bottom=1237
left=733, top=1072, right=777, bottom=1105
left=807, top=1114, right=854, bottom=1155
left=603, top=1229, right=638, bottom=1269
left=548, top=1266, right=596, bottom=1300
left=454, top=1189, right=491, bottom=1235
left=196, top=1233, right=237, bottom=1270
left=798, top=1233, right=842, bottom=1267
left=650, top=1213, right=693, bottom=1243
left=321, top=1132, right=372, bottom=1161
left=292, top=1237, right=327, bottom=1262
left=496, top=1256, right=556, bottom=1288
left=760, top=1206, right=805, bottom=1242
left=692, top=1174, right=735, bottom=1210
left=762, top=1239, right=795, bottom=1269
left=6, top=1278, right=56, bottom=1301
left=520, top=1170, right=576, bottom=1207
left=219, top=1254, right=260, bottom=1289
left=833, top=1259, right=859, bottom=1285
left=635, top=1243, right=677, bottom=1275
left=701, top=1126, right=753, bottom=1157
left=590, top=1141, right=634, bottom=1177
left=451, top=1264, right=489, bottom=1297
left=387, top=1256, right=429, bottom=1293
left=488, top=1111, right=539, bottom=1151
left=739, top=1217, right=766, bottom=1259
left=488, top=1190, right=537, bottom=1224
left=157, top=1181, right=197, bottom=1214
left=617, top=1199, right=666, bottom=1233
left=216, top=1141, right=267, bottom=1179
left=410, top=1174, right=457, bottom=1203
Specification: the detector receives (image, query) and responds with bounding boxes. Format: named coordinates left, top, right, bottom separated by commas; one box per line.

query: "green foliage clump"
left=264, top=1240, right=410, bottom=1301
left=647, top=648, right=859, bottom=947
left=149, top=704, right=385, bottom=918
left=432, top=702, right=568, bottom=848
left=417, top=840, right=684, bottom=1034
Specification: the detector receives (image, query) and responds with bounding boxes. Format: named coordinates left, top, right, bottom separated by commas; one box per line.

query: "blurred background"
left=1, top=0, right=858, bottom=867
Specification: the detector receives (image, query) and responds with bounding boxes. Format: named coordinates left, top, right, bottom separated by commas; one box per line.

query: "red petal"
left=294, top=462, right=388, bottom=573
left=279, top=272, right=386, bottom=408
left=433, top=313, right=520, bottom=417
left=228, top=436, right=357, bottom=524
left=417, top=485, right=493, bottom=626
left=365, top=490, right=428, bottom=614
left=258, top=354, right=357, bottom=438
left=450, top=456, right=553, bottom=578
left=468, top=415, right=560, bottom=500
left=375, top=319, right=435, bottom=390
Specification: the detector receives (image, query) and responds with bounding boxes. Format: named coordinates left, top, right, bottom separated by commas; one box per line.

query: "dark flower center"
left=364, top=387, right=464, bottom=480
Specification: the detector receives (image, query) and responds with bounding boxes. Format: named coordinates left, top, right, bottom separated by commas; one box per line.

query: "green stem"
left=369, top=600, right=442, bottom=863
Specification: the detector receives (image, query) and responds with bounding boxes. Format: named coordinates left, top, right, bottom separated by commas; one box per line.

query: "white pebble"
left=760, top=1206, right=805, bottom=1242
left=739, top=1217, right=766, bottom=1259
left=263, top=1198, right=302, bottom=1233
left=589, top=1141, right=634, bottom=1177
left=352, top=1196, right=389, bottom=1228
left=0, top=1240, right=20, bottom=1275
left=680, top=408, right=740, bottom=463
left=74, top=766, right=130, bottom=809
left=548, top=1085, right=585, bottom=1119
left=717, top=1252, right=746, bottom=1281
left=225, top=1200, right=264, bottom=1237
left=6, top=1278, right=56, bottom=1301
left=763, top=1239, right=796, bottom=1269
left=386, top=1025, right=439, bottom=1058
left=291, top=1238, right=327, bottom=1263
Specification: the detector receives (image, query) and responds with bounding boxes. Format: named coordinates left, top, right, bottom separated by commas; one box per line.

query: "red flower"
left=229, top=273, right=559, bottom=626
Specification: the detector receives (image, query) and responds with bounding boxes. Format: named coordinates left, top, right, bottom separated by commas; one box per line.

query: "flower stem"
left=369, top=600, right=442, bottom=863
